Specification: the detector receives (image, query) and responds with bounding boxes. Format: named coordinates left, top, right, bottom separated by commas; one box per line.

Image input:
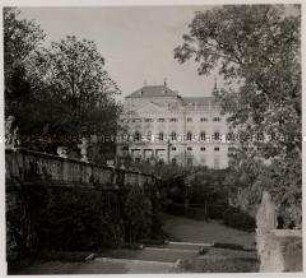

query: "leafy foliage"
left=174, top=5, right=301, bottom=226
left=4, top=9, right=121, bottom=161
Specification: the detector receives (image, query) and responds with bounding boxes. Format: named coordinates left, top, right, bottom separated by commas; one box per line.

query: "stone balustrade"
left=6, top=148, right=158, bottom=188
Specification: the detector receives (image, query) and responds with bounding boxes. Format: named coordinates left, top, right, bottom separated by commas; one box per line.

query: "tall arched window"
left=159, top=132, right=164, bottom=141
left=170, top=131, right=177, bottom=141
left=214, top=131, right=220, bottom=141
left=134, top=131, right=141, bottom=142
left=147, top=130, right=152, bottom=141
left=187, top=131, right=192, bottom=141
left=200, top=131, right=206, bottom=141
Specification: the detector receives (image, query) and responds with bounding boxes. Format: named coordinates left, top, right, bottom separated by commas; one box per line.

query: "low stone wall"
left=257, top=229, right=302, bottom=272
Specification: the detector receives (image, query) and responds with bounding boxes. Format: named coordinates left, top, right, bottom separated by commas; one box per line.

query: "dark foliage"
left=222, top=207, right=256, bottom=232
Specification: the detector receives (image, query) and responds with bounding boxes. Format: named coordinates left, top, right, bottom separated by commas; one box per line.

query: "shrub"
left=222, top=207, right=256, bottom=232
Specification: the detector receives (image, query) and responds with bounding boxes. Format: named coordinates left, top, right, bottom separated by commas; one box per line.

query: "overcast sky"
left=20, top=6, right=220, bottom=99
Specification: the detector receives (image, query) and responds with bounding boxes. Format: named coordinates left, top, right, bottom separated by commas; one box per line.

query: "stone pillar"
left=256, top=190, right=277, bottom=272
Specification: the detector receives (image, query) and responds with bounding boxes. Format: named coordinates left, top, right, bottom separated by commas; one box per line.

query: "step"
left=167, top=241, right=213, bottom=250
left=101, top=247, right=199, bottom=263
left=95, top=257, right=176, bottom=273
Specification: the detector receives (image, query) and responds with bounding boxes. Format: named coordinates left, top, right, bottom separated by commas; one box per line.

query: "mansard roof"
left=126, top=85, right=179, bottom=98
left=183, top=96, right=220, bottom=110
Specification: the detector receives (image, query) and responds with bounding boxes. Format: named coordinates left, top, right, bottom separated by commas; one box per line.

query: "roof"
left=183, top=96, right=220, bottom=110
left=126, top=85, right=179, bottom=98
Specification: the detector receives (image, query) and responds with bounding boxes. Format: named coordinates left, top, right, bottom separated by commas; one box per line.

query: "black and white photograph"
left=2, top=0, right=303, bottom=275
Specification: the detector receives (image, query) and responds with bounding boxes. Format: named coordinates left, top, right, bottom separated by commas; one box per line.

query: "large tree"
left=174, top=5, right=301, bottom=225
left=23, top=35, right=122, bottom=159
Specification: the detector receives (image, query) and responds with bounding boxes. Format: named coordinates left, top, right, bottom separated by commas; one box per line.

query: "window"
left=201, top=147, right=206, bottom=151
left=159, top=132, right=164, bottom=141
left=170, top=118, right=178, bottom=122
left=132, top=118, right=142, bottom=123
left=171, top=158, right=177, bottom=165
left=214, top=147, right=220, bottom=151
left=200, top=132, right=206, bottom=141
left=187, top=147, right=192, bottom=151
left=158, top=118, right=165, bottom=122
left=200, top=117, right=208, bottom=122
left=187, top=117, right=192, bottom=122
left=122, top=146, right=129, bottom=151
left=171, top=147, right=177, bottom=151
left=214, top=132, right=220, bottom=141
left=134, top=131, right=141, bottom=142
left=145, top=118, right=153, bottom=123
left=146, top=131, right=152, bottom=141
left=213, top=117, right=221, bottom=122
left=170, top=131, right=177, bottom=141
left=187, top=132, right=192, bottom=141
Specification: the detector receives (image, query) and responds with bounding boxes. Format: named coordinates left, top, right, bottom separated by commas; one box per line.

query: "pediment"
left=133, top=101, right=165, bottom=116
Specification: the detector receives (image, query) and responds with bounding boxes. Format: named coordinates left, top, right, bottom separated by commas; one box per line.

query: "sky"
left=20, top=6, right=218, bottom=99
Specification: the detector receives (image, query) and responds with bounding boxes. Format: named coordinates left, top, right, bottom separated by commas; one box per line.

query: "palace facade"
left=117, top=83, right=233, bottom=169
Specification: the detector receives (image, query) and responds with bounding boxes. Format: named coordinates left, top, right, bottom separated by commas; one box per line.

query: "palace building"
left=117, top=82, right=233, bottom=169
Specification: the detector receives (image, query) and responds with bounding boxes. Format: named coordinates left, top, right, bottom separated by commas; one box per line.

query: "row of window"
left=171, top=146, right=220, bottom=152
left=124, top=116, right=222, bottom=123
left=133, top=131, right=231, bottom=141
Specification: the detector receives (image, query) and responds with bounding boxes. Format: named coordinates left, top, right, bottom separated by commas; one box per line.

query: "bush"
left=222, top=207, right=256, bottom=232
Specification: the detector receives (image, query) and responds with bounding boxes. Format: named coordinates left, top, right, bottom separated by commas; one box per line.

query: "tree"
left=25, top=36, right=121, bottom=147
left=174, top=5, right=301, bottom=226
left=4, top=7, right=45, bottom=117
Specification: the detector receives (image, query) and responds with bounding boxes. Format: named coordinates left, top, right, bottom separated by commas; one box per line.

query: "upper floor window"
left=132, top=118, right=142, bottom=123
left=214, top=147, right=220, bottom=151
left=213, top=117, right=221, bottom=122
left=201, top=147, right=206, bottom=151
left=144, top=118, right=153, bottom=123
left=170, top=118, right=178, bottom=122
left=187, top=132, right=192, bottom=141
left=172, top=147, right=177, bottom=151
left=158, top=118, right=165, bottom=122
left=200, top=117, right=208, bottom=122
left=187, top=117, right=192, bottom=122
left=187, top=147, right=193, bottom=151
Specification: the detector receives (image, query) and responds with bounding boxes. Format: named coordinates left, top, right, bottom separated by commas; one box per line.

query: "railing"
left=6, top=148, right=158, bottom=188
